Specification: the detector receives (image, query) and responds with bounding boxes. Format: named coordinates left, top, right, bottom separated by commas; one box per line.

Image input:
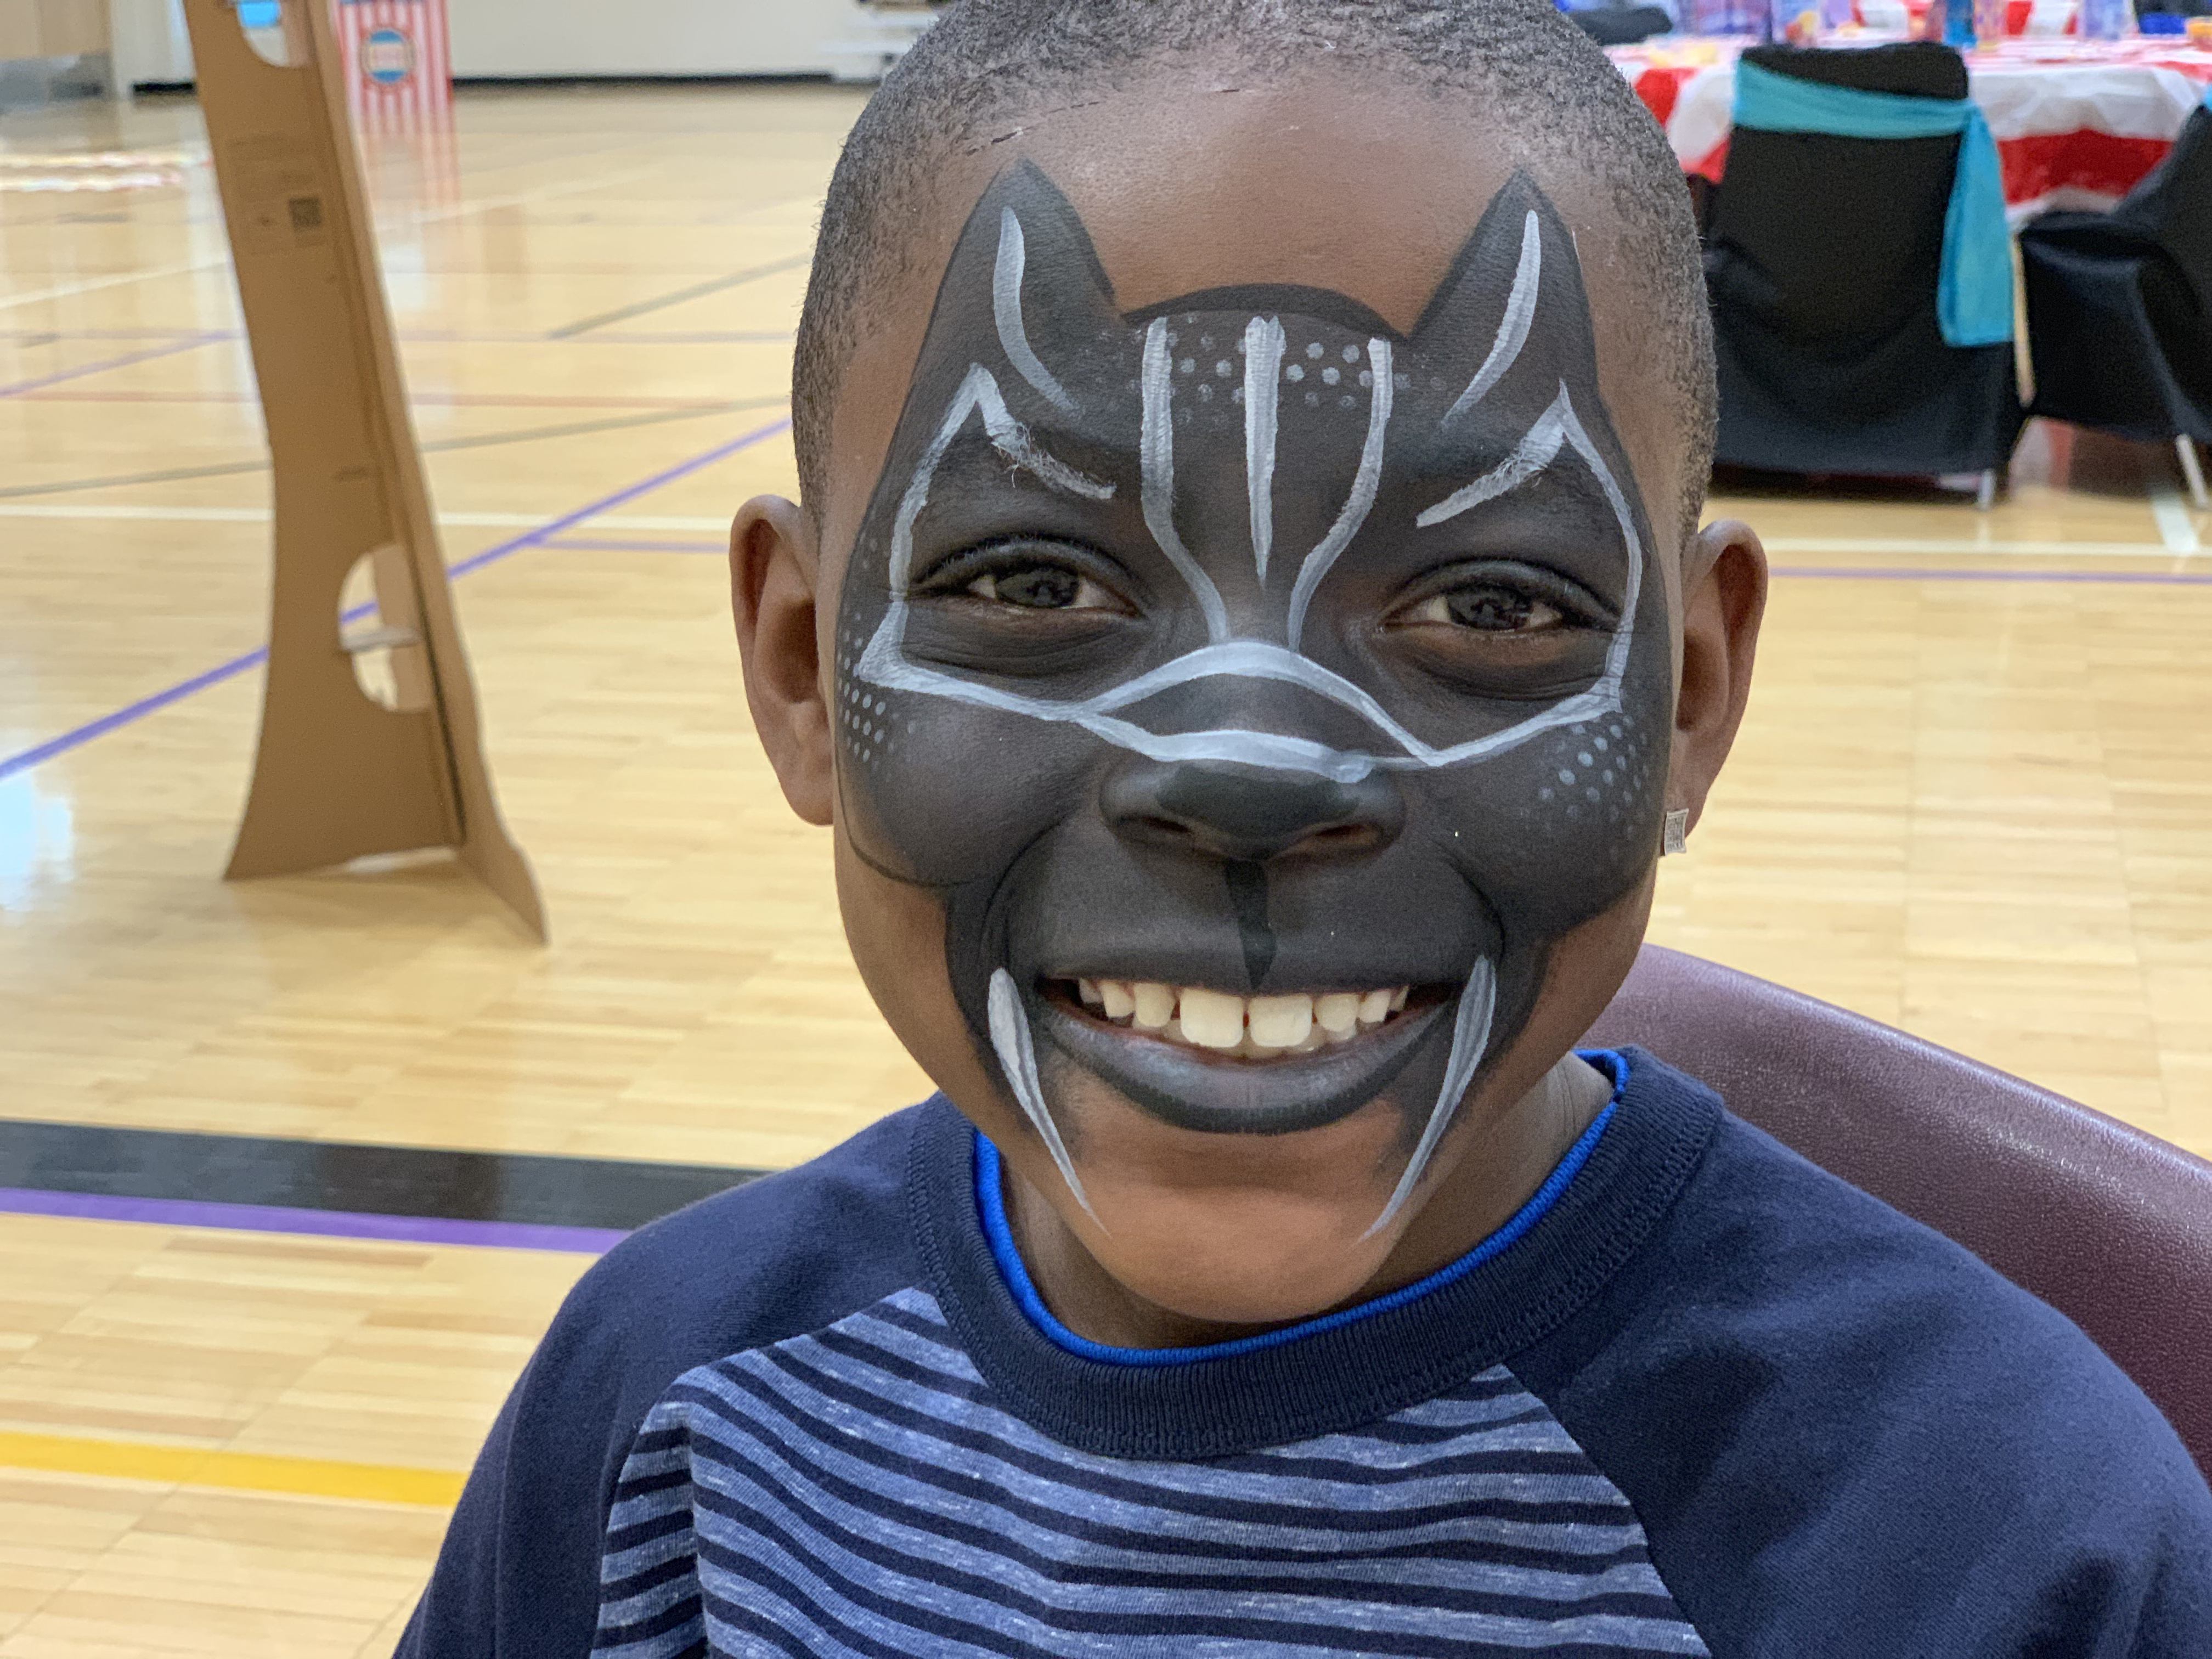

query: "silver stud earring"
left=1662, top=808, right=1690, bottom=857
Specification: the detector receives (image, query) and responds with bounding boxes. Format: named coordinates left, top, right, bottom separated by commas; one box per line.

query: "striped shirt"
left=398, top=1051, right=2212, bottom=1659
left=595, top=1288, right=1705, bottom=1656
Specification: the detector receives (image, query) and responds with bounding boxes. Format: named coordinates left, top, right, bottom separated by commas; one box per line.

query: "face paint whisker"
left=1284, top=338, right=1394, bottom=652
left=988, top=968, right=1101, bottom=1223
left=1414, top=388, right=1568, bottom=529
left=1442, top=208, right=1542, bottom=426
left=1141, top=319, right=1233, bottom=643
left=1363, top=957, right=1496, bottom=1238
left=1242, top=315, right=1285, bottom=583
left=859, top=630, right=1628, bottom=783
left=992, top=208, right=1080, bottom=416
left=1555, top=394, right=1645, bottom=698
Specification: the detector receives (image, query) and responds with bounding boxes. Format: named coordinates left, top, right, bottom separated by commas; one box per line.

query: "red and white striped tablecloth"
left=1612, top=38, right=2212, bottom=220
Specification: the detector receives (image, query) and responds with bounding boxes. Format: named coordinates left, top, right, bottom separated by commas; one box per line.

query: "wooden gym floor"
left=1, top=81, right=2207, bottom=1656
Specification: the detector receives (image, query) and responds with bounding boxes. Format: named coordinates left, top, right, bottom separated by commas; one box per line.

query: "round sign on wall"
left=363, top=26, right=415, bottom=85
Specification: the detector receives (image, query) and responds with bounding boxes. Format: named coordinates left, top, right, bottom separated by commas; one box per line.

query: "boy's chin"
left=1043, top=1075, right=1422, bottom=1330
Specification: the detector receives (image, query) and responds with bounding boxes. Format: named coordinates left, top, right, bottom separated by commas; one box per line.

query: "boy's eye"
left=1401, top=585, right=1564, bottom=633
left=915, top=538, right=1136, bottom=618
left=966, top=564, right=1119, bottom=611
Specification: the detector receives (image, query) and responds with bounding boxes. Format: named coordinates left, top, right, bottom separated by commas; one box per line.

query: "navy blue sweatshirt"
left=397, top=1048, right=2212, bottom=1656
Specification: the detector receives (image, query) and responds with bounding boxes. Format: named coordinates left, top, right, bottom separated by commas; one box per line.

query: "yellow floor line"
left=0, top=1430, right=464, bottom=1506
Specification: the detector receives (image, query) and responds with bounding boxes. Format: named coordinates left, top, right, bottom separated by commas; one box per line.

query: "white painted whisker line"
left=1417, top=390, right=1567, bottom=528
left=1139, top=318, right=1234, bottom=642
left=1243, top=315, right=1285, bottom=582
left=1443, top=210, right=1540, bottom=425
left=992, top=209, right=1079, bottom=416
left=1284, top=337, right=1394, bottom=651
left=988, top=969, right=1098, bottom=1222
left=1367, top=958, right=1498, bottom=1237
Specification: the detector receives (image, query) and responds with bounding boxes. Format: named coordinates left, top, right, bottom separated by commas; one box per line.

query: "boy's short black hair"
left=792, top=0, right=1718, bottom=543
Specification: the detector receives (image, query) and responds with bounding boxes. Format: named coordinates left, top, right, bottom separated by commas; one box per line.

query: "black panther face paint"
left=831, top=160, right=1670, bottom=1232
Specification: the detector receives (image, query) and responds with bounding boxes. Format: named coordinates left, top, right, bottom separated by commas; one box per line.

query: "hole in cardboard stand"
left=338, top=552, right=432, bottom=713
left=234, top=0, right=298, bottom=68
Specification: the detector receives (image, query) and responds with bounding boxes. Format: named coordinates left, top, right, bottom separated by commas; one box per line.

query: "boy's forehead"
left=991, top=72, right=1536, bottom=331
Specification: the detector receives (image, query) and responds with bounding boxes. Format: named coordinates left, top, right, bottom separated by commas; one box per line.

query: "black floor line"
left=0, top=396, right=785, bottom=501
left=0, top=1119, right=764, bottom=1230
left=546, top=252, right=814, bottom=339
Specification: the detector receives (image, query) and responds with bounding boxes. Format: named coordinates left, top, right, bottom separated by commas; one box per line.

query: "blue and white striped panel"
left=595, top=1287, right=1708, bottom=1657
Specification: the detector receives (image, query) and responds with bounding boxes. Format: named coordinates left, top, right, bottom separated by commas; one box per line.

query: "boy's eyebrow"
left=933, top=419, right=1119, bottom=498
left=913, top=366, right=1120, bottom=508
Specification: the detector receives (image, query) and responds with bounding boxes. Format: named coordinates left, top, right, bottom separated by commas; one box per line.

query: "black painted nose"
left=1101, top=759, right=1404, bottom=863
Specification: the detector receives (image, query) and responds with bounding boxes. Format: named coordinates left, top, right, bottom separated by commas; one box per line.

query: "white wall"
left=109, top=0, right=193, bottom=86
left=448, top=0, right=874, bottom=78
left=107, top=0, right=890, bottom=88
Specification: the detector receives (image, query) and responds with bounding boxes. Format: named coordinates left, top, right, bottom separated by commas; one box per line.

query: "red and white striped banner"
left=332, top=0, right=453, bottom=134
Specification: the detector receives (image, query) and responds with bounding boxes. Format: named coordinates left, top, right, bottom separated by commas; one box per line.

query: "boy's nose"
left=1101, top=758, right=1404, bottom=864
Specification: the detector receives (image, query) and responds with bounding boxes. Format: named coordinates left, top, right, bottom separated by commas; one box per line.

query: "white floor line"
left=1760, top=536, right=2204, bottom=562
left=0, top=501, right=730, bottom=531
left=0, top=163, right=669, bottom=313
left=2147, top=488, right=2204, bottom=556
left=0, top=255, right=231, bottom=313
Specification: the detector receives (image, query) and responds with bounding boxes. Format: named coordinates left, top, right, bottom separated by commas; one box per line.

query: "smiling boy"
left=397, top=3, right=2212, bottom=1655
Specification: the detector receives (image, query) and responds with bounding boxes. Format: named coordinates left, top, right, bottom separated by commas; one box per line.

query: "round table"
left=1611, top=38, right=2212, bottom=221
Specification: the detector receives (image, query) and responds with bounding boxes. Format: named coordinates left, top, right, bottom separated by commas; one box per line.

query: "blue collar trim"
left=973, top=1048, right=1628, bottom=1367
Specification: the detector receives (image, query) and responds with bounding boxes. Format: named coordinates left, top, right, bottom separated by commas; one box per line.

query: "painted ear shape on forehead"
left=1401, top=167, right=1611, bottom=447
left=915, top=158, right=1617, bottom=449
left=914, top=159, right=1125, bottom=427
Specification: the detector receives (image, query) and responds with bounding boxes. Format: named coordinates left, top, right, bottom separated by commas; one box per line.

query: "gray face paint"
left=832, top=161, right=1669, bottom=1230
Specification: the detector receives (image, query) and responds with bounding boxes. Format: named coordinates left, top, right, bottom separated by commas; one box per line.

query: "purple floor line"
left=0, top=1187, right=623, bottom=1254
left=0, top=334, right=224, bottom=399
left=0, top=415, right=792, bottom=786
left=1772, top=565, right=2212, bottom=585
left=3, top=326, right=792, bottom=347
left=0, top=647, right=270, bottom=783
left=541, top=537, right=726, bottom=553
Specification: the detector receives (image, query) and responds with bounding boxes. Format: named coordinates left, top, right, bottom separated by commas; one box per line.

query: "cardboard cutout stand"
left=182, top=0, right=545, bottom=938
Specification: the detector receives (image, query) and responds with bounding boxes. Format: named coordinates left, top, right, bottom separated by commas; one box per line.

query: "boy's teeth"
left=1314, top=992, right=1361, bottom=1037
left=1132, top=981, right=1177, bottom=1030
left=1178, top=987, right=1246, bottom=1048
left=1076, top=981, right=1413, bottom=1057
left=1246, top=994, right=1312, bottom=1048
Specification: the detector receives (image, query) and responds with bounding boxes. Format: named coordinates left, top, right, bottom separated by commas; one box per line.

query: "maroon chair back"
left=1585, top=945, right=2212, bottom=1482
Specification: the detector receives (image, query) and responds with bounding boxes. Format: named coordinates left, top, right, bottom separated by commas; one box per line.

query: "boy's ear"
left=730, top=494, right=834, bottom=826
left=1669, top=518, right=1768, bottom=837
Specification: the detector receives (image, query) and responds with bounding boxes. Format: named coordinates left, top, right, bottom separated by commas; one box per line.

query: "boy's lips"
left=1030, top=975, right=1450, bottom=1137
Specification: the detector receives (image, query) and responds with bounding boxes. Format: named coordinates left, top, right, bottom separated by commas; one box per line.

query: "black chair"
left=1705, top=44, right=2023, bottom=501
left=2020, top=106, right=2212, bottom=511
